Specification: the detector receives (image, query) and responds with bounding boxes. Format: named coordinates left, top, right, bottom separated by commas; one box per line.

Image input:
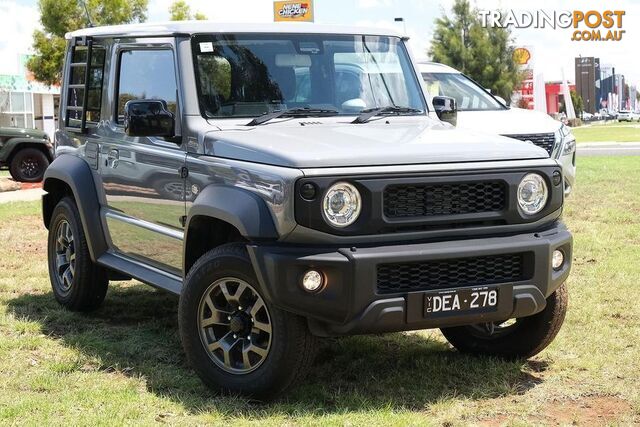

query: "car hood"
left=457, top=108, right=562, bottom=136
left=202, top=117, right=549, bottom=168
left=0, top=126, right=47, bottom=139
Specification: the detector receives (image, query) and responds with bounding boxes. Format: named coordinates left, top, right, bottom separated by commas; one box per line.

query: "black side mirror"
left=124, top=100, right=175, bottom=138
left=433, top=96, right=457, bottom=126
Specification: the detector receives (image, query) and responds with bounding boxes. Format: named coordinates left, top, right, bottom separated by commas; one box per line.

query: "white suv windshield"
left=192, top=34, right=426, bottom=118
left=422, top=72, right=505, bottom=111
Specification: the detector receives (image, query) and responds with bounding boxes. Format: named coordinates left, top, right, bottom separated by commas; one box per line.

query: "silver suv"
left=43, top=22, right=572, bottom=399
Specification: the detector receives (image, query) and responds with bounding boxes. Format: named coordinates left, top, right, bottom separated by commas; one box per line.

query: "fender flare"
left=1, top=138, right=52, bottom=163
left=185, top=185, right=279, bottom=241
left=42, top=154, right=107, bottom=261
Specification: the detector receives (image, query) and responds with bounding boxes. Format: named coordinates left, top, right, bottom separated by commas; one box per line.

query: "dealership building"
left=0, top=54, right=59, bottom=139
left=574, top=56, right=633, bottom=113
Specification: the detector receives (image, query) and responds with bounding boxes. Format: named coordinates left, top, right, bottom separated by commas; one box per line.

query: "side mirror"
left=432, top=96, right=457, bottom=126
left=124, top=100, right=175, bottom=138
left=494, top=95, right=507, bottom=106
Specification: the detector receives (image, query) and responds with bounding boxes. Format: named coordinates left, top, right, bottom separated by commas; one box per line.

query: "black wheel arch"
left=5, top=140, right=53, bottom=163
left=42, top=154, right=107, bottom=262
left=183, top=184, right=279, bottom=275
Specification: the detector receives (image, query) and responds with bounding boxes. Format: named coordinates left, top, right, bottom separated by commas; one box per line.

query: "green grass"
left=572, top=121, right=640, bottom=143
left=0, top=169, right=9, bottom=178
left=1, top=157, right=639, bottom=425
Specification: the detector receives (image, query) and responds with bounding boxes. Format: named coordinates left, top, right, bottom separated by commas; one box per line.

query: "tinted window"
left=192, top=34, right=425, bottom=118
left=117, top=50, right=177, bottom=122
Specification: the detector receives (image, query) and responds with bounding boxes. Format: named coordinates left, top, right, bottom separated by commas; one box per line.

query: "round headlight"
left=322, top=182, right=361, bottom=227
left=518, top=173, right=548, bottom=215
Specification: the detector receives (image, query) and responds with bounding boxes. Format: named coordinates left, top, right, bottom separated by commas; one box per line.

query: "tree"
left=570, top=90, right=584, bottom=116
left=169, top=0, right=207, bottom=21
left=429, top=0, right=522, bottom=102
left=27, top=0, right=148, bottom=86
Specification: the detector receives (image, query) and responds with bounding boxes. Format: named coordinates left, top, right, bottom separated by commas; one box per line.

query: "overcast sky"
left=2, top=0, right=639, bottom=87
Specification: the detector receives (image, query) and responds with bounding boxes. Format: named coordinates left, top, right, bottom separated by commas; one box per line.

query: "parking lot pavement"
left=577, top=143, right=640, bottom=157
left=0, top=188, right=45, bottom=204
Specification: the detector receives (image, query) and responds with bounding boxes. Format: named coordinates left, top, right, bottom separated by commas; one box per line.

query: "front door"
left=99, top=42, right=186, bottom=275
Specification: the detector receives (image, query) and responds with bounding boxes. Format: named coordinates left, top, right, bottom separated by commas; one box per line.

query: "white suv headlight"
left=558, top=124, right=576, bottom=156
left=517, top=173, right=548, bottom=215
left=322, top=182, right=361, bottom=227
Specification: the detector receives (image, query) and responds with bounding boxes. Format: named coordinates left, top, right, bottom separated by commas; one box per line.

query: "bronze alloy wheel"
left=53, top=219, right=75, bottom=296
left=198, top=277, right=273, bottom=374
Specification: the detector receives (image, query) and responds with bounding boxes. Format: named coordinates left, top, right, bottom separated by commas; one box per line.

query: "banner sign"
left=274, top=1, right=314, bottom=22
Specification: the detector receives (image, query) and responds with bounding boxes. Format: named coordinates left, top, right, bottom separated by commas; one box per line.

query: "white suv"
left=418, top=62, right=577, bottom=195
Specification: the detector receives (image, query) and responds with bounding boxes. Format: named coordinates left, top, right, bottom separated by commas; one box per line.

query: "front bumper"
left=248, top=222, right=572, bottom=337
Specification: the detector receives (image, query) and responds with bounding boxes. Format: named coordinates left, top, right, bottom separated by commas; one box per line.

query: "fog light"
left=302, top=270, right=324, bottom=292
left=552, top=250, right=564, bottom=270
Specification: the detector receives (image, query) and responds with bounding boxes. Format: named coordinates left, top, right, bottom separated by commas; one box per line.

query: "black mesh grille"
left=383, top=181, right=506, bottom=219
left=377, top=253, right=524, bottom=294
left=506, top=133, right=556, bottom=155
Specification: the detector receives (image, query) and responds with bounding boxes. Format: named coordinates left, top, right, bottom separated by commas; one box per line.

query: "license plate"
left=424, top=286, right=499, bottom=317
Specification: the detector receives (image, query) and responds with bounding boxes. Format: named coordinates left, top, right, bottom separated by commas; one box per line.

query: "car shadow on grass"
left=7, top=284, right=546, bottom=415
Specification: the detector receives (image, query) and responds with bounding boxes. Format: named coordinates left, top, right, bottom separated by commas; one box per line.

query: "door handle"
left=106, top=149, right=119, bottom=168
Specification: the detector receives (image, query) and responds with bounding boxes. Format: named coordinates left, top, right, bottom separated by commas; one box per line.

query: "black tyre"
left=441, top=282, right=568, bottom=359
left=47, top=197, right=108, bottom=311
left=179, top=243, right=317, bottom=399
left=9, top=148, right=49, bottom=182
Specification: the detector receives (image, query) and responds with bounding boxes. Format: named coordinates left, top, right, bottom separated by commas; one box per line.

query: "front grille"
left=377, top=253, right=524, bottom=294
left=506, top=133, right=556, bottom=155
left=383, top=181, right=506, bottom=219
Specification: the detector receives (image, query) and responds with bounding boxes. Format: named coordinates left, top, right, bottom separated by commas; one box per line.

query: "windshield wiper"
left=246, top=107, right=339, bottom=126
left=351, top=106, right=423, bottom=124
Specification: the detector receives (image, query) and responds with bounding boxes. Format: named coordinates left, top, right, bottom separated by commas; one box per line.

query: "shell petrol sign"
left=274, top=1, right=314, bottom=22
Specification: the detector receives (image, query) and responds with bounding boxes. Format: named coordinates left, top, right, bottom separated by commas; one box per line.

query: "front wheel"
left=178, top=243, right=317, bottom=399
left=441, top=282, right=568, bottom=359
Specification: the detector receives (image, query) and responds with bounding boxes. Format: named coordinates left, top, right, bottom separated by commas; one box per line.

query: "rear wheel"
left=441, top=282, right=568, bottom=359
left=9, top=148, right=49, bottom=182
left=179, top=243, right=317, bottom=399
left=47, top=197, right=108, bottom=311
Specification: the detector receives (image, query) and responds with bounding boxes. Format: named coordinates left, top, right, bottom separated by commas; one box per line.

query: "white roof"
left=416, top=61, right=461, bottom=74
left=67, top=21, right=405, bottom=39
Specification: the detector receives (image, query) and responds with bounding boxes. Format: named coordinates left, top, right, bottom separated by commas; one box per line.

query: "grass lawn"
left=0, top=157, right=639, bottom=425
left=572, top=121, right=640, bottom=143
left=0, top=170, right=9, bottom=178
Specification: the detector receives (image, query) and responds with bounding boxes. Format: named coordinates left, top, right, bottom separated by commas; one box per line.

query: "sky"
left=1, top=0, right=639, bottom=87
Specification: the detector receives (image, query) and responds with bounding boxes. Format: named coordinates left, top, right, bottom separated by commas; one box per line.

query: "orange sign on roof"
left=274, top=1, right=314, bottom=22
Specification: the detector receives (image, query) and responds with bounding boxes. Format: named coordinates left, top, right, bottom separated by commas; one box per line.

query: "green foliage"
left=194, top=12, right=207, bottom=21
left=27, top=0, right=148, bottom=86
left=429, top=0, right=522, bottom=102
left=169, top=0, right=207, bottom=21
left=570, top=90, right=584, bottom=115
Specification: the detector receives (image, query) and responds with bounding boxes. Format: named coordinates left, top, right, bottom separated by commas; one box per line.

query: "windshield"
left=192, top=34, right=426, bottom=118
left=421, top=72, right=505, bottom=111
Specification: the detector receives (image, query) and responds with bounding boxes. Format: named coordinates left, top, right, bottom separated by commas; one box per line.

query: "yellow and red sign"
left=274, top=0, right=314, bottom=22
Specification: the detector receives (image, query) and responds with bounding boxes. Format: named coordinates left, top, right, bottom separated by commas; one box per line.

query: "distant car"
left=0, top=127, right=53, bottom=182
left=581, top=112, right=593, bottom=121
left=617, top=110, right=639, bottom=122
left=418, top=62, right=577, bottom=195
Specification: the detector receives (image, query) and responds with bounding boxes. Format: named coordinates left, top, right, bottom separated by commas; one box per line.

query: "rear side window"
left=116, top=50, right=178, bottom=123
